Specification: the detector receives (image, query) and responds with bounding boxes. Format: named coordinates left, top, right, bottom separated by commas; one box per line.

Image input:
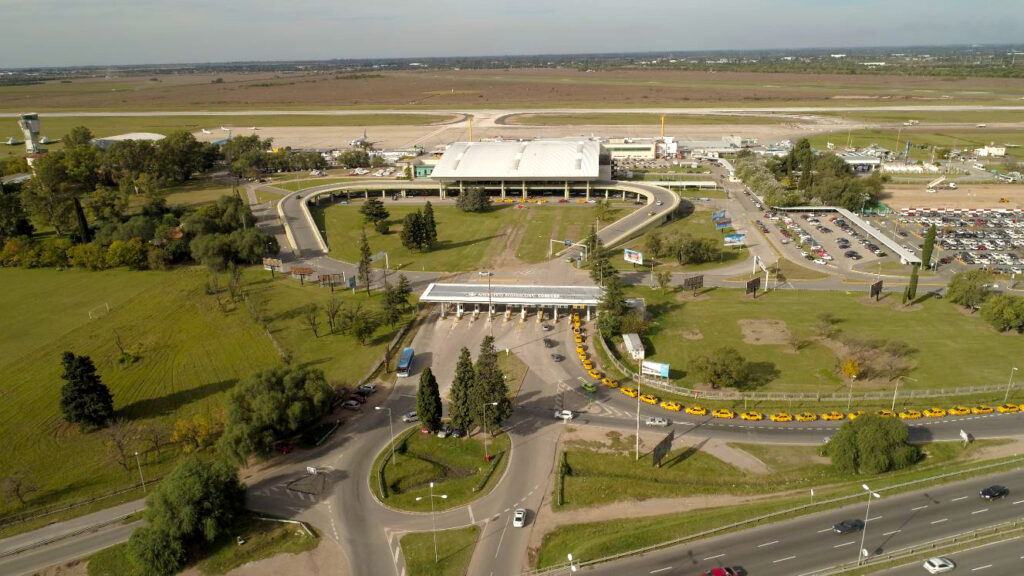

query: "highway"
left=885, top=535, right=1024, bottom=575
left=582, top=469, right=1024, bottom=576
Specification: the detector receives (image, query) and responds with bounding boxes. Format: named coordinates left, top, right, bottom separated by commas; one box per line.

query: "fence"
left=520, top=456, right=1024, bottom=575
left=0, top=475, right=160, bottom=532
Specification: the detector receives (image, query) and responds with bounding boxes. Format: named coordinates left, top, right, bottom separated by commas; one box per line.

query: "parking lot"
left=885, top=208, right=1024, bottom=274
left=755, top=210, right=890, bottom=272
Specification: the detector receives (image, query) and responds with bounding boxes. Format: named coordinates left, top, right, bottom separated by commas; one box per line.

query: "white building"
left=976, top=146, right=1007, bottom=158
left=622, top=333, right=645, bottom=360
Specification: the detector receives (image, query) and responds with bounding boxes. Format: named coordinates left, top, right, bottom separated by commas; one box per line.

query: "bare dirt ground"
left=34, top=559, right=87, bottom=576
left=738, top=318, right=792, bottom=345
left=177, top=538, right=345, bottom=576
left=882, top=184, right=1024, bottom=210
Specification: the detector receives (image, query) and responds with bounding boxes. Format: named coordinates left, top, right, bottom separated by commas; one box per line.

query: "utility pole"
left=857, top=484, right=881, bottom=565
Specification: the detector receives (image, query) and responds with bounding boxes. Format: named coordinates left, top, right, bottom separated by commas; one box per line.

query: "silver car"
left=401, top=411, right=418, bottom=423
left=512, top=508, right=527, bottom=528
left=645, top=417, right=669, bottom=427
left=923, top=557, right=955, bottom=574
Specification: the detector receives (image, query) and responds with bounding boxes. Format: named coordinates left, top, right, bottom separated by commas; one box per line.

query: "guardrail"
left=638, top=380, right=1019, bottom=403
left=520, top=456, right=1024, bottom=575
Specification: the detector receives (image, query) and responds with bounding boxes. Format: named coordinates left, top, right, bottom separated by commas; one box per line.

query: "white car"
left=645, top=417, right=669, bottom=427
left=656, top=200, right=664, bottom=206
left=922, top=557, right=955, bottom=574
left=512, top=508, right=527, bottom=528
left=478, top=270, right=493, bottom=277
left=554, top=409, right=575, bottom=421
left=401, top=411, right=418, bottom=423
left=342, top=399, right=361, bottom=411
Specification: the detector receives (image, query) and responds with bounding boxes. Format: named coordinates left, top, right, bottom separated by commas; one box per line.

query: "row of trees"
left=947, top=270, right=1024, bottom=333
left=221, top=135, right=329, bottom=179
left=448, top=336, right=513, bottom=433
left=400, top=202, right=438, bottom=251
left=301, top=274, right=412, bottom=342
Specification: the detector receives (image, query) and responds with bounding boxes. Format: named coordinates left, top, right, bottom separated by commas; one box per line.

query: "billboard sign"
left=712, top=210, right=727, bottom=221
left=869, top=280, right=883, bottom=300
left=641, top=360, right=670, bottom=378
left=623, top=249, right=644, bottom=265
left=683, top=274, right=704, bottom=291
left=724, top=234, right=746, bottom=247
left=715, top=219, right=733, bottom=230
left=745, top=276, right=761, bottom=295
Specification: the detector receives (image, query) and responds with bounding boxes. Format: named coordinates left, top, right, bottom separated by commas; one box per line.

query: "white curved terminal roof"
left=420, top=283, right=603, bottom=306
left=431, top=140, right=601, bottom=181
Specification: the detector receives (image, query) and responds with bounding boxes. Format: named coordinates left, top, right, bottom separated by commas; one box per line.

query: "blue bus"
left=397, top=347, right=415, bottom=377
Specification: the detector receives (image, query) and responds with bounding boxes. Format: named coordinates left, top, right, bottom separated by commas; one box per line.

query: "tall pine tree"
left=400, top=211, right=423, bottom=251
left=416, top=367, right=442, bottom=432
left=449, top=347, right=476, bottom=432
left=475, top=336, right=512, bottom=433
left=358, top=228, right=372, bottom=295
left=422, top=201, right=437, bottom=248
left=921, top=224, right=936, bottom=269
left=59, top=351, right=114, bottom=428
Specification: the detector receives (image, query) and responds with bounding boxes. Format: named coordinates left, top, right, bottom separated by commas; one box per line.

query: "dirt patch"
left=481, top=224, right=524, bottom=270
left=34, top=560, right=88, bottom=576
left=738, top=318, right=791, bottom=345
left=179, top=536, right=342, bottom=576
left=681, top=328, right=704, bottom=340
left=882, top=184, right=1024, bottom=211
left=674, top=291, right=710, bottom=302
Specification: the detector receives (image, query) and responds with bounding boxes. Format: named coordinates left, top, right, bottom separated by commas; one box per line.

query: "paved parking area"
left=756, top=210, right=890, bottom=273
left=881, top=208, right=1024, bottom=274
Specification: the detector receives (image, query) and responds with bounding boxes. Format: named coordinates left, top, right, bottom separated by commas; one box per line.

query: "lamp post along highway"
left=134, top=451, right=146, bottom=493
left=857, top=484, right=881, bottom=565
left=480, top=401, right=498, bottom=461
left=567, top=553, right=579, bottom=573
left=892, top=375, right=917, bottom=412
left=376, top=406, right=395, bottom=471
left=415, top=482, right=448, bottom=564
left=1004, top=366, right=1019, bottom=403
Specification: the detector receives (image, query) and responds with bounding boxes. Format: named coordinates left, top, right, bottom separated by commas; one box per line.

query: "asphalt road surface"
left=885, top=535, right=1024, bottom=575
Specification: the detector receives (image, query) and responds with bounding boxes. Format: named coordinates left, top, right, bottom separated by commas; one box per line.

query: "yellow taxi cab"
left=712, top=408, right=735, bottom=419
left=602, top=378, right=619, bottom=388
left=685, top=405, right=708, bottom=416
left=948, top=405, right=970, bottom=415
left=875, top=409, right=895, bottom=418
left=639, top=394, right=659, bottom=405
left=740, top=411, right=764, bottom=421
left=574, top=334, right=583, bottom=344
left=922, top=407, right=947, bottom=418
left=821, top=411, right=845, bottom=421
left=660, top=400, right=682, bottom=411
left=972, top=404, right=994, bottom=414
left=997, top=403, right=1020, bottom=413
left=898, top=409, right=922, bottom=420
left=770, top=412, right=793, bottom=422
left=847, top=411, right=864, bottom=420
left=620, top=387, right=639, bottom=398
left=582, top=360, right=593, bottom=370
left=795, top=412, right=818, bottom=422
left=587, top=369, right=601, bottom=379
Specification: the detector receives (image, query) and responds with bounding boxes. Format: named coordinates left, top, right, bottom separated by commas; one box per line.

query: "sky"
left=2, top=0, right=1023, bottom=68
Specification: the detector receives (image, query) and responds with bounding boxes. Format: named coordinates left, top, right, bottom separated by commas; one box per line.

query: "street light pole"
left=1005, top=367, right=1019, bottom=403
left=416, top=483, right=448, bottom=564
left=480, top=401, right=498, bottom=461
left=567, top=553, right=579, bottom=573
left=635, top=370, right=642, bottom=461
left=857, top=484, right=881, bottom=565
left=375, top=407, right=395, bottom=470
left=892, top=376, right=917, bottom=412
left=134, top=451, right=146, bottom=493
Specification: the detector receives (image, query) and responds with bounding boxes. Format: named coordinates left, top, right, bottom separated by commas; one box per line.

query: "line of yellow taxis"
left=574, top=314, right=625, bottom=391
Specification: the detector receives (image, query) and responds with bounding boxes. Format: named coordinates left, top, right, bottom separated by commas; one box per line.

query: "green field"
left=372, top=431, right=510, bottom=513
left=0, top=268, right=278, bottom=524
left=613, top=209, right=749, bottom=272
left=401, top=525, right=480, bottom=576
left=505, top=113, right=783, bottom=126
left=629, top=286, right=1022, bottom=394
left=807, top=129, right=1024, bottom=162
left=823, top=110, right=1024, bottom=125
left=317, top=203, right=617, bottom=272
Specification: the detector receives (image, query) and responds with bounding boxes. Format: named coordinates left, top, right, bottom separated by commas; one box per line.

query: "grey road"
left=884, top=535, right=1024, bottom=575
left=581, top=469, right=1024, bottom=576
left=0, top=521, right=139, bottom=576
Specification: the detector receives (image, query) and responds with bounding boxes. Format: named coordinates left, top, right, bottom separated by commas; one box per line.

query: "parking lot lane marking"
left=834, top=541, right=856, bottom=548
left=883, top=530, right=901, bottom=536
left=773, top=556, right=797, bottom=564
left=817, top=528, right=834, bottom=533
left=911, top=505, right=928, bottom=511
left=1012, top=500, right=1024, bottom=505
left=952, top=496, right=968, bottom=502
left=867, top=516, right=882, bottom=522
left=703, top=554, right=725, bottom=561
left=971, top=565, right=992, bottom=571
left=758, top=540, right=780, bottom=548
left=650, top=568, right=672, bottom=574
left=972, top=509, right=989, bottom=514
left=931, top=518, right=948, bottom=525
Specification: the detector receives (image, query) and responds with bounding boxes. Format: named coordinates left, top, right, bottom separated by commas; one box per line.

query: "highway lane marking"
left=911, top=505, right=928, bottom=511
left=817, top=528, right=834, bottom=533
left=703, top=554, right=725, bottom=561
left=972, top=565, right=993, bottom=571
left=493, top=514, right=512, bottom=559
left=932, top=518, right=948, bottom=524
left=834, top=541, right=856, bottom=548
left=650, top=568, right=672, bottom=574
left=469, top=505, right=475, bottom=524
left=1013, top=499, right=1024, bottom=505
left=867, top=515, right=882, bottom=522
left=952, top=496, right=968, bottom=502
left=883, top=529, right=901, bottom=536
left=758, top=540, right=780, bottom=548
left=773, top=556, right=797, bottom=563
left=972, top=508, right=989, bottom=514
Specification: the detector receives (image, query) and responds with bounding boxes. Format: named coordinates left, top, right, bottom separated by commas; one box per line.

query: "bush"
left=0, top=236, right=40, bottom=267
left=69, top=242, right=107, bottom=270
left=106, top=238, right=148, bottom=269
left=824, top=414, right=919, bottom=475
left=981, top=293, right=1024, bottom=333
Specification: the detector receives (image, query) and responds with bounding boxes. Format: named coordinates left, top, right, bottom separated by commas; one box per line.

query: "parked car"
left=980, top=485, right=1009, bottom=500
left=401, top=411, right=419, bottom=423
left=342, top=399, right=362, bottom=411
left=832, top=519, right=864, bottom=534
left=554, top=409, right=575, bottom=421
left=513, top=508, right=527, bottom=528
left=645, top=417, right=670, bottom=427
left=356, top=383, right=377, bottom=396
left=700, top=569, right=738, bottom=576
left=543, top=338, right=557, bottom=348
left=550, top=354, right=565, bottom=362
left=436, top=424, right=454, bottom=438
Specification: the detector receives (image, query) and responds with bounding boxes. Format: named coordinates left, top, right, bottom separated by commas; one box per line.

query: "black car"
left=832, top=519, right=865, bottom=534
left=543, top=338, right=557, bottom=348
left=980, top=485, right=1009, bottom=500
left=551, top=354, right=565, bottom=362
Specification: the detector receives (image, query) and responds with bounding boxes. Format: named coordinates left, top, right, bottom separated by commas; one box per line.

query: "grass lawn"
left=822, top=110, right=1024, bottom=125
left=87, top=541, right=146, bottom=576
left=506, top=113, right=784, bottom=125
left=401, top=525, right=480, bottom=576
left=538, top=441, right=1019, bottom=569
left=630, top=285, right=1023, bottom=394
left=612, top=209, right=749, bottom=273
left=316, top=203, right=615, bottom=272
left=254, top=188, right=286, bottom=205
left=371, top=431, right=511, bottom=513
left=0, top=267, right=278, bottom=530
left=498, top=351, right=529, bottom=400
left=807, top=129, right=1024, bottom=162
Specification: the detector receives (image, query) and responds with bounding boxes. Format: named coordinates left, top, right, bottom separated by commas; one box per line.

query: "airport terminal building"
left=430, top=139, right=612, bottom=199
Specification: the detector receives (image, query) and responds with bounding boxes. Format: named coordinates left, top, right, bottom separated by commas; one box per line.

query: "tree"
left=325, top=297, right=342, bottom=334
left=921, top=224, right=936, bottom=268
left=416, top=367, right=443, bottom=432
left=691, top=347, right=745, bottom=389
left=381, top=285, right=403, bottom=327
left=1, top=469, right=38, bottom=506
left=358, top=229, right=373, bottom=295
left=676, top=237, right=720, bottom=265
left=340, top=302, right=378, bottom=345
left=303, top=303, right=321, bottom=337
left=456, top=187, right=490, bottom=212
left=421, top=201, right=438, bottom=248
left=59, top=352, right=114, bottom=428
left=138, top=422, right=170, bottom=457
left=946, top=270, right=992, bottom=310
left=824, top=415, right=919, bottom=474
left=449, top=347, right=476, bottom=432
left=360, top=198, right=389, bottom=227
left=218, top=365, right=334, bottom=463
left=154, top=131, right=206, bottom=183
left=644, top=230, right=663, bottom=259
left=981, top=293, right=1024, bottom=333
left=841, top=358, right=861, bottom=380
left=129, top=455, right=245, bottom=575
left=475, top=335, right=512, bottom=432
left=597, top=275, right=627, bottom=338
left=400, top=211, right=425, bottom=251
left=395, top=274, right=412, bottom=312
left=655, top=270, right=673, bottom=292
left=106, top=238, right=148, bottom=269
left=104, top=418, right=141, bottom=473
left=0, top=186, right=34, bottom=243
left=905, top=264, right=920, bottom=303
left=170, top=414, right=219, bottom=454
left=21, top=153, right=76, bottom=237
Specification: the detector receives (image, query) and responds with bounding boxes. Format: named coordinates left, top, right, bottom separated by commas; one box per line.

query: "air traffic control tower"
left=18, top=113, right=41, bottom=153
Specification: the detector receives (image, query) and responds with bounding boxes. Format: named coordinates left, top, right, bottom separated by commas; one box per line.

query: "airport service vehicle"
left=645, top=417, right=669, bottom=427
